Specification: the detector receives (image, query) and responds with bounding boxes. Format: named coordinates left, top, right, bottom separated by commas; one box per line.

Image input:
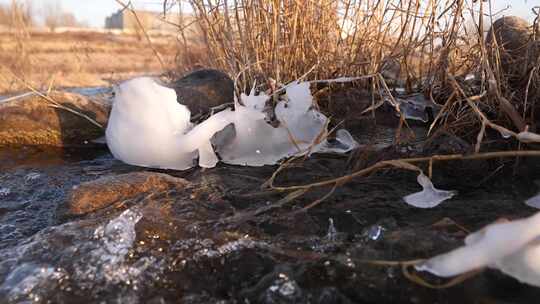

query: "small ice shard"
left=389, top=94, right=441, bottom=122
left=415, top=212, right=540, bottom=287
left=106, top=77, right=234, bottom=170
left=525, top=192, right=540, bottom=209
left=464, top=74, right=476, bottom=81
left=363, top=225, right=384, bottom=241
left=315, top=129, right=358, bottom=153
left=398, top=100, right=429, bottom=122
left=403, top=173, right=457, bottom=208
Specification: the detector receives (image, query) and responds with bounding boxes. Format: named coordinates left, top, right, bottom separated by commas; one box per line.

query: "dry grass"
left=0, top=30, right=178, bottom=94
left=181, top=0, right=477, bottom=88
left=167, top=0, right=540, bottom=140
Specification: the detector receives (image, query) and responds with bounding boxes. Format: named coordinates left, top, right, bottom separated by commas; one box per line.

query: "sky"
left=0, top=0, right=170, bottom=28
left=0, top=0, right=538, bottom=28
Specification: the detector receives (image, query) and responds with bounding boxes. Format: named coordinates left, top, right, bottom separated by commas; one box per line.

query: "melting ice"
left=106, top=78, right=357, bottom=170
left=403, top=173, right=457, bottom=208
left=416, top=211, right=540, bottom=287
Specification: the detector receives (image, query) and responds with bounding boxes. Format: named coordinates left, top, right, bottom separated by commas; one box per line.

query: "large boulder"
left=486, top=16, right=539, bottom=80
left=0, top=91, right=111, bottom=147
left=170, top=69, right=234, bottom=118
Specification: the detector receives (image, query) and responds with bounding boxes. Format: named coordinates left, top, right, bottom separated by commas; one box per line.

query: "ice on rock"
left=106, top=77, right=234, bottom=170
left=0, top=207, right=160, bottom=300
left=217, top=82, right=357, bottom=166
left=217, top=82, right=327, bottom=166
left=416, top=212, right=540, bottom=287
left=403, top=173, right=457, bottom=208
left=108, top=77, right=357, bottom=170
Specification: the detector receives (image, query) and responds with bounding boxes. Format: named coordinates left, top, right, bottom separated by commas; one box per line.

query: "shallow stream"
left=1, top=125, right=540, bottom=303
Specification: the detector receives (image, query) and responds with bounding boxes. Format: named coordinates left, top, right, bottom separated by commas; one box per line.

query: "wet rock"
left=170, top=69, right=234, bottom=118
left=486, top=16, right=540, bottom=80
left=0, top=91, right=110, bottom=147
left=65, top=171, right=190, bottom=215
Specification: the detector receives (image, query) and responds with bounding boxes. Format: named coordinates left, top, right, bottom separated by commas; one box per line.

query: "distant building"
left=105, top=9, right=184, bottom=33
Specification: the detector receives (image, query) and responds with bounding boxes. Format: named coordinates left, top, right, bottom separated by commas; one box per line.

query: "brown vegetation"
left=175, top=0, right=540, bottom=143
left=0, top=31, right=178, bottom=94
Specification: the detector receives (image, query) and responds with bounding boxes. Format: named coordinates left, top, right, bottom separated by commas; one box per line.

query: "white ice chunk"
left=415, top=212, right=540, bottom=287
left=106, top=77, right=233, bottom=170
left=108, top=78, right=357, bottom=170
left=493, top=238, right=540, bottom=287
left=217, top=82, right=329, bottom=166
left=403, top=173, right=457, bottom=208
left=525, top=192, right=540, bottom=209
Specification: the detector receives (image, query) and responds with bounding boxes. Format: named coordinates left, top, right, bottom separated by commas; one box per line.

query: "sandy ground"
left=0, top=31, right=178, bottom=94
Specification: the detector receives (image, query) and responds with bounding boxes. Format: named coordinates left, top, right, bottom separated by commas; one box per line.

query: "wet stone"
left=65, top=171, right=190, bottom=216
left=0, top=91, right=111, bottom=147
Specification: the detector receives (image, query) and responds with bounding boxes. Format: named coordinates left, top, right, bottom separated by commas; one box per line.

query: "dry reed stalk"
left=267, top=150, right=540, bottom=193
left=178, top=0, right=471, bottom=91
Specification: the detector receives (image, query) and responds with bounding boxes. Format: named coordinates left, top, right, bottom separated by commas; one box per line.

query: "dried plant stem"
left=268, top=150, right=540, bottom=192
left=3, top=66, right=103, bottom=129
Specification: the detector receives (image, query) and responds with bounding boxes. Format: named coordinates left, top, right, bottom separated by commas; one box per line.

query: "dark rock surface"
left=170, top=69, right=235, bottom=117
